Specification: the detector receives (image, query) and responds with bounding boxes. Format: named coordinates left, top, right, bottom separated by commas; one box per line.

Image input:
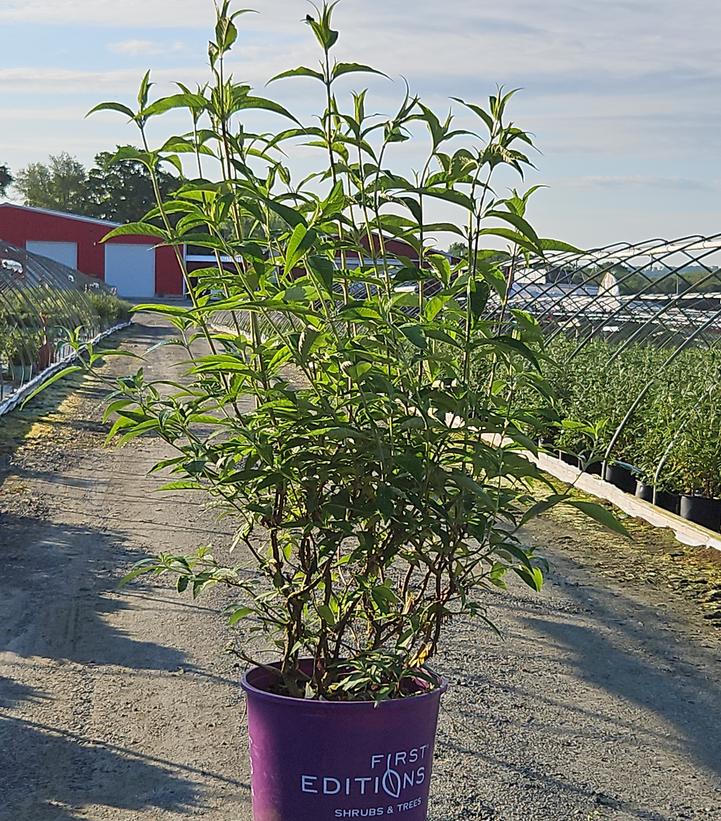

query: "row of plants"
left=539, top=334, right=721, bottom=527
left=0, top=286, right=131, bottom=387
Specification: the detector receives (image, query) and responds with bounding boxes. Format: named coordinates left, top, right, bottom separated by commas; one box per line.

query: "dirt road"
left=0, top=315, right=719, bottom=821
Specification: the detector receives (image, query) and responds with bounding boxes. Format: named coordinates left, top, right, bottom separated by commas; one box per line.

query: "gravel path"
left=0, top=314, right=719, bottom=821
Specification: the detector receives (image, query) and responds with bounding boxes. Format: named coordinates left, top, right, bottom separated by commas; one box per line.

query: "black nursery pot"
left=604, top=462, right=637, bottom=494
left=635, top=481, right=654, bottom=503
left=558, top=450, right=580, bottom=468
left=581, top=456, right=602, bottom=476
left=679, top=494, right=721, bottom=531
left=654, top=489, right=680, bottom=515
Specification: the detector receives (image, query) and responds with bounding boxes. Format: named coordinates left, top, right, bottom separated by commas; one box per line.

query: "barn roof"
left=0, top=202, right=120, bottom=228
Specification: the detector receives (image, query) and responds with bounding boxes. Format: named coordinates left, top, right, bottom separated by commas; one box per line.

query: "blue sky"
left=1, top=0, right=719, bottom=248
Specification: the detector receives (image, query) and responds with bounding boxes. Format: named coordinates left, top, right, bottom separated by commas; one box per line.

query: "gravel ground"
left=0, top=314, right=719, bottom=821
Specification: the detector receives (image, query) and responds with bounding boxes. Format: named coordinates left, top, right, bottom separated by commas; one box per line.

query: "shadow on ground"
left=436, top=551, right=721, bottom=820
left=0, top=512, right=204, bottom=819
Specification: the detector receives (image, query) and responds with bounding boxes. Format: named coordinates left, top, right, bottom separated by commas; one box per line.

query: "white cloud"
left=108, top=39, right=185, bottom=57
left=2, top=0, right=720, bottom=244
left=0, top=66, right=206, bottom=95
left=568, top=176, right=717, bottom=192
left=0, top=0, right=211, bottom=27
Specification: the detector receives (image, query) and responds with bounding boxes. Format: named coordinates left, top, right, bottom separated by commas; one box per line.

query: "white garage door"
left=105, top=244, right=156, bottom=298
left=26, top=240, right=78, bottom=269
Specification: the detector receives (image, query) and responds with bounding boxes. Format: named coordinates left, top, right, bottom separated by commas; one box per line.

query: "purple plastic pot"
left=241, top=662, right=447, bottom=821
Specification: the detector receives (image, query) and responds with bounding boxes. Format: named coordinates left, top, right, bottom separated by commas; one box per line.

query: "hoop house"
left=497, top=234, right=721, bottom=527
left=0, top=239, right=131, bottom=405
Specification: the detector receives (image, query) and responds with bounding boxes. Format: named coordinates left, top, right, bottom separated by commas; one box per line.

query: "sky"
left=0, top=0, right=720, bottom=249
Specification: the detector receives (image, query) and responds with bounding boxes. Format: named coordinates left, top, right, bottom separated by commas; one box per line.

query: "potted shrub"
left=673, top=398, right=721, bottom=531
left=88, top=3, right=623, bottom=818
left=35, top=313, right=56, bottom=371
left=8, top=328, right=36, bottom=384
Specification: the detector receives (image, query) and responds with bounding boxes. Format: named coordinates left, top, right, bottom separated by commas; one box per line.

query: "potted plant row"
left=543, top=335, right=721, bottom=529
left=0, top=287, right=131, bottom=389
left=81, top=3, right=624, bottom=819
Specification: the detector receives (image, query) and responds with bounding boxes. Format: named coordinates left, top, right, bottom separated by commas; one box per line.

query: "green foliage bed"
left=0, top=286, right=131, bottom=373
left=545, top=336, right=721, bottom=497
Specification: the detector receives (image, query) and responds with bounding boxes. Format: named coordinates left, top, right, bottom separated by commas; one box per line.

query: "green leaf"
left=232, top=94, right=300, bottom=124
left=539, top=238, right=583, bottom=254
left=514, top=565, right=544, bottom=593
left=137, top=70, right=153, bottom=109
left=308, top=255, right=335, bottom=295
left=269, top=66, right=324, bottom=83
left=371, top=585, right=398, bottom=613
left=20, top=365, right=83, bottom=407
left=486, top=209, right=540, bottom=246
left=143, top=92, right=207, bottom=118
left=317, top=604, right=337, bottom=627
left=450, top=97, right=494, bottom=132
left=86, top=101, right=136, bottom=120
left=264, top=198, right=307, bottom=229
left=469, top=280, right=490, bottom=317
left=119, top=561, right=159, bottom=587
left=520, top=493, right=566, bottom=525
left=424, top=188, right=476, bottom=211
left=132, top=303, right=189, bottom=317
left=400, top=325, right=427, bottom=350
left=103, top=223, right=167, bottom=242
left=228, top=607, right=254, bottom=626
left=332, top=62, right=388, bottom=81
left=565, top=500, right=630, bottom=537
left=284, top=224, right=314, bottom=276
left=157, top=480, right=204, bottom=491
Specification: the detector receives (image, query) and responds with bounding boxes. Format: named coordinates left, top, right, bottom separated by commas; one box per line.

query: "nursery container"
left=242, top=662, right=447, bottom=821
left=679, top=495, right=721, bottom=531
left=635, top=482, right=654, bottom=503
left=10, top=363, right=32, bottom=384
left=604, top=462, right=637, bottom=494
left=37, top=340, right=54, bottom=371
left=654, top=489, right=680, bottom=515
left=558, top=450, right=580, bottom=468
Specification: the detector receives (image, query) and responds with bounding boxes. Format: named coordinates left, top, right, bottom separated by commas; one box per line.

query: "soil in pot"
left=679, top=495, right=721, bottom=532
left=604, top=462, right=637, bottom=494
left=242, top=661, right=447, bottom=821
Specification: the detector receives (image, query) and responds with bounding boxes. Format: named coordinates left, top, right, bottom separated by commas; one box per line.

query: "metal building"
left=0, top=203, right=184, bottom=298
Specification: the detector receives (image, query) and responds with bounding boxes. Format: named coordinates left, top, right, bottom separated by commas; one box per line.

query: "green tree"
left=0, top=164, right=13, bottom=199
left=447, top=241, right=466, bottom=259
left=15, top=153, right=87, bottom=213
left=83, top=149, right=180, bottom=223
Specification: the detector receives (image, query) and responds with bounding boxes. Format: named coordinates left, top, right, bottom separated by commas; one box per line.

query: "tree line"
left=0, top=151, right=178, bottom=224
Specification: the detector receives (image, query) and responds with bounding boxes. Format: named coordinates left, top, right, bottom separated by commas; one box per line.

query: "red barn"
left=0, top=203, right=184, bottom=298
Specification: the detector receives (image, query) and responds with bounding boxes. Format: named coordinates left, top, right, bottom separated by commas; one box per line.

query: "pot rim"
left=241, top=660, right=449, bottom=706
